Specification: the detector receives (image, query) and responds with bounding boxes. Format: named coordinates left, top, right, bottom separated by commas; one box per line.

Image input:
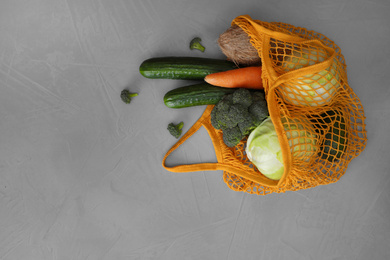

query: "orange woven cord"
left=162, top=105, right=278, bottom=188
left=162, top=106, right=220, bottom=173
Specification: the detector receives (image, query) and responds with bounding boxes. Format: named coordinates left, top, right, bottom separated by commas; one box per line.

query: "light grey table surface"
left=1, top=0, right=389, bottom=259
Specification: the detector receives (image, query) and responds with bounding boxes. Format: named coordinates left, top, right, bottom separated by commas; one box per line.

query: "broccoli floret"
left=189, top=37, right=205, bottom=52
left=249, top=90, right=268, bottom=121
left=238, top=114, right=262, bottom=136
left=248, top=100, right=268, bottom=121
left=251, top=91, right=265, bottom=103
left=216, top=94, right=233, bottom=111
left=121, top=89, right=138, bottom=104
left=232, top=88, right=252, bottom=108
left=216, top=109, right=237, bottom=129
left=213, top=103, right=249, bottom=129
left=167, top=122, right=184, bottom=139
left=210, top=106, right=222, bottom=130
left=222, top=126, right=244, bottom=147
left=211, top=94, right=237, bottom=129
left=228, top=104, right=250, bottom=125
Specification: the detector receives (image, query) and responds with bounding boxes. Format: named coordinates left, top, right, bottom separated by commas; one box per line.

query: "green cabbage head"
left=246, top=116, right=318, bottom=180
left=245, top=117, right=284, bottom=180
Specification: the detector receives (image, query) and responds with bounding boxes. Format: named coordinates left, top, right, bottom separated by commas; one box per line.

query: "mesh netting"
left=163, top=15, right=366, bottom=195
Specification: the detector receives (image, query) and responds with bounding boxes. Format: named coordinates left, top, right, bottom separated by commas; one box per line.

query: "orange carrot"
left=204, top=66, right=263, bottom=89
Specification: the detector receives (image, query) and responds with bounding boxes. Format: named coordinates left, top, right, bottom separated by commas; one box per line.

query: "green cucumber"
left=311, top=110, right=347, bottom=162
left=322, top=112, right=347, bottom=162
left=139, top=56, right=237, bottom=80
left=164, top=83, right=235, bottom=108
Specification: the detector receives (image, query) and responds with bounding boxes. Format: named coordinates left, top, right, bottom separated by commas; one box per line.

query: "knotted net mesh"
left=163, top=15, right=367, bottom=195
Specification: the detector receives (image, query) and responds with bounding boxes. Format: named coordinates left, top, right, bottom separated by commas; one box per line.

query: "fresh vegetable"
left=322, top=117, right=347, bottom=162
left=311, top=110, right=347, bottom=162
left=120, top=89, right=138, bottom=104
left=190, top=37, right=205, bottom=52
left=222, top=126, right=244, bottom=148
left=163, top=83, right=236, bottom=109
left=210, top=88, right=268, bottom=147
left=248, top=92, right=269, bottom=122
left=280, top=48, right=340, bottom=106
left=232, top=86, right=253, bottom=107
left=218, top=24, right=262, bottom=66
left=139, top=57, right=237, bottom=80
left=205, top=66, right=263, bottom=89
left=246, top=116, right=318, bottom=180
left=283, top=117, right=318, bottom=159
left=167, top=122, right=184, bottom=139
left=245, top=117, right=284, bottom=180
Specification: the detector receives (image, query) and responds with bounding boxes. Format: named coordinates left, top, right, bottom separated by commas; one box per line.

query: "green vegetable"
left=311, top=110, right=347, bottom=162
left=167, top=122, right=184, bottom=139
left=248, top=101, right=269, bottom=122
left=280, top=48, right=340, bottom=106
left=245, top=117, right=284, bottom=180
left=222, top=126, right=244, bottom=148
left=246, top=117, right=318, bottom=180
left=232, top=88, right=253, bottom=108
left=163, top=83, right=235, bottom=108
left=139, top=57, right=237, bottom=80
left=215, top=93, right=233, bottom=111
left=210, top=88, right=268, bottom=147
left=238, top=114, right=262, bottom=136
left=283, top=117, right=318, bottom=159
left=190, top=37, right=205, bottom=52
left=120, top=89, right=138, bottom=104
left=323, top=126, right=346, bottom=162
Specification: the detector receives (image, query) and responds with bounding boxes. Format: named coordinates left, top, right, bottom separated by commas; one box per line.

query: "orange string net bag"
left=162, top=15, right=367, bottom=195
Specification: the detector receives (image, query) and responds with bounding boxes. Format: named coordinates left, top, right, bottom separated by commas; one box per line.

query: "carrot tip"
left=204, top=66, right=263, bottom=89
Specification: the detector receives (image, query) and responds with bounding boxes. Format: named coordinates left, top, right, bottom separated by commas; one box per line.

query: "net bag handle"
left=162, top=105, right=278, bottom=187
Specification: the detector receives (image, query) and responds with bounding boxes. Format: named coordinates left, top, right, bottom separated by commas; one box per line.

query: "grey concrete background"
left=1, top=0, right=389, bottom=259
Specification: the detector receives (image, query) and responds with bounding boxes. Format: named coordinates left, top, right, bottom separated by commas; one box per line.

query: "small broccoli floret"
left=216, top=94, right=233, bottom=111
left=212, top=94, right=236, bottom=129
left=216, top=109, right=237, bottom=129
left=232, top=88, right=252, bottom=108
left=248, top=100, right=268, bottom=121
left=222, top=126, right=244, bottom=147
left=251, top=91, right=265, bottom=103
left=167, top=122, right=184, bottom=139
left=210, top=106, right=222, bottom=130
left=228, top=104, right=250, bottom=125
left=238, top=114, right=262, bottom=136
left=189, top=37, right=205, bottom=52
left=121, top=89, right=138, bottom=104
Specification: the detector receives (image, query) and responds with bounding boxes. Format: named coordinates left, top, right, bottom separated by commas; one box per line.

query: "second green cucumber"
left=164, top=83, right=235, bottom=108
